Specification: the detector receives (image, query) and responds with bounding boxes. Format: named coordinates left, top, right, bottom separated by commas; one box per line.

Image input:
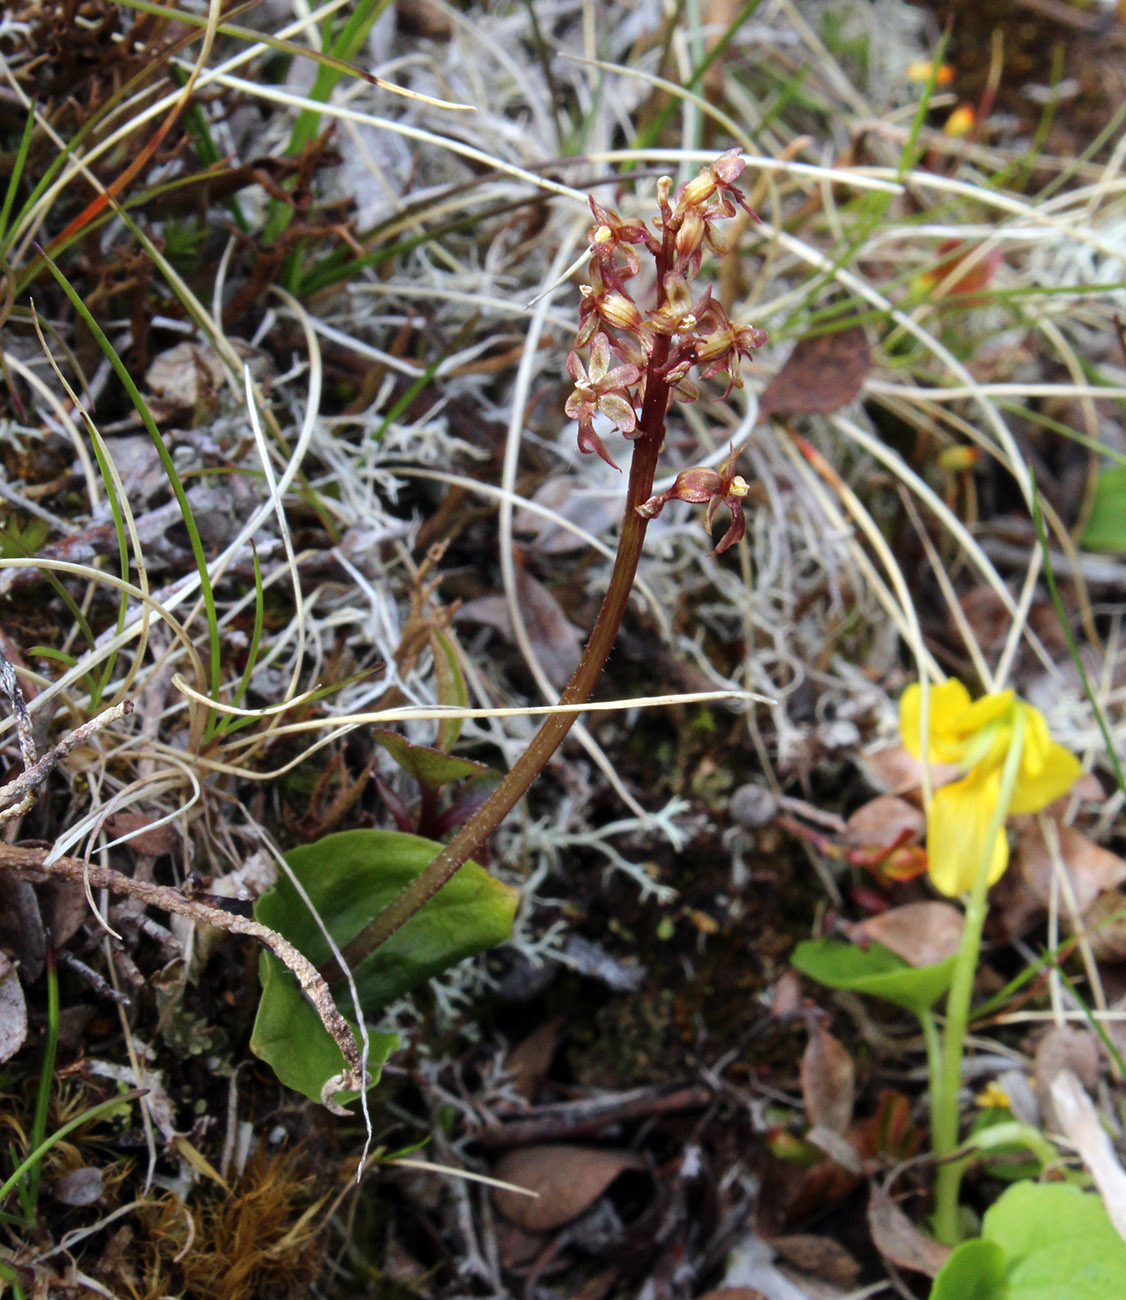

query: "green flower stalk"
left=901, top=678, right=1081, bottom=1243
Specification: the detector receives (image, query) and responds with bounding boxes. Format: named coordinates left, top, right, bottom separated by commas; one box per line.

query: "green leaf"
left=1080, top=465, right=1126, bottom=553
left=792, top=938, right=956, bottom=1016
left=431, top=629, right=468, bottom=754
left=930, top=1239, right=1007, bottom=1300
left=373, top=731, right=494, bottom=796
left=929, top=1183, right=1126, bottom=1300
left=251, top=830, right=517, bottom=1105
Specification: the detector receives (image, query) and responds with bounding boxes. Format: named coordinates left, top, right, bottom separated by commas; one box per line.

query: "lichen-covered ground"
left=2, top=1, right=1126, bottom=1297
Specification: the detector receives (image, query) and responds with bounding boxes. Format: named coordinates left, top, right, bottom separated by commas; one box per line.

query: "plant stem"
left=931, top=707, right=1026, bottom=1245
left=321, top=240, right=676, bottom=985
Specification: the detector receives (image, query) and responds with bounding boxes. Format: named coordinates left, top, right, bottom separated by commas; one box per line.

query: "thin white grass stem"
left=992, top=534, right=1040, bottom=690
left=829, top=414, right=1060, bottom=679
left=0, top=559, right=206, bottom=728
left=865, top=382, right=1126, bottom=403
left=561, top=57, right=753, bottom=156
left=898, top=489, right=993, bottom=691
left=1, top=349, right=100, bottom=504
left=174, top=680, right=761, bottom=724
left=781, top=436, right=936, bottom=683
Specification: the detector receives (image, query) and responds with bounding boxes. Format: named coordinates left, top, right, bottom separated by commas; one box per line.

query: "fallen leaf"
left=457, top=566, right=583, bottom=689
left=851, top=902, right=964, bottom=968
left=770, top=1233, right=861, bottom=1285
left=1078, top=889, right=1126, bottom=962
left=104, top=812, right=178, bottom=858
left=919, top=239, right=1002, bottom=300
left=513, top=477, right=621, bottom=555
left=758, top=326, right=871, bottom=421
left=844, top=795, right=925, bottom=851
left=801, top=1024, right=854, bottom=1136
left=491, top=1145, right=645, bottom=1232
left=770, top=969, right=804, bottom=1020
left=503, top=1018, right=562, bottom=1102
left=868, top=1182, right=951, bottom=1277
left=694, top=1290, right=768, bottom=1300
left=0, top=879, right=45, bottom=981
left=856, top=744, right=959, bottom=796
left=1035, top=1024, right=1099, bottom=1130
left=0, top=953, right=28, bottom=1064
left=1017, top=822, right=1126, bottom=915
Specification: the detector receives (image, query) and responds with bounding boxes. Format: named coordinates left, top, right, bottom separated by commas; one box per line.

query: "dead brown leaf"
left=1079, top=889, right=1126, bottom=962
left=491, top=1145, right=645, bottom=1232
left=694, top=1291, right=768, bottom=1300
left=104, top=811, right=178, bottom=858
left=850, top=902, right=964, bottom=967
left=856, top=744, right=959, bottom=797
left=758, top=326, right=871, bottom=421
left=457, top=566, right=583, bottom=689
left=844, top=795, right=925, bottom=851
left=0, top=952, right=28, bottom=1064
left=1017, top=821, right=1126, bottom=915
left=770, top=1233, right=861, bottom=1285
left=801, top=1024, right=855, bottom=1136
left=503, top=1018, right=562, bottom=1102
left=1035, top=1024, right=1099, bottom=1130
left=868, top=1183, right=951, bottom=1277
left=513, top=477, right=621, bottom=555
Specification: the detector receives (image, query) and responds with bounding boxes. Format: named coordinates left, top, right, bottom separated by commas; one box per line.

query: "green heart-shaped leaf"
left=251, top=829, right=517, bottom=1105
left=930, top=1183, right=1126, bottom=1300
left=792, top=938, right=956, bottom=1016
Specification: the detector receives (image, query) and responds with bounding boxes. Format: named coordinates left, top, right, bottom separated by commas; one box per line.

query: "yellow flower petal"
left=961, top=689, right=1014, bottom=735
left=1009, top=704, right=1082, bottom=813
left=926, top=766, right=1009, bottom=896
left=900, top=678, right=973, bottom=763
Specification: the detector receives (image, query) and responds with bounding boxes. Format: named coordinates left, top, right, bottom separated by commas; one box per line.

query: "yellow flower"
left=899, top=679, right=1081, bottom=896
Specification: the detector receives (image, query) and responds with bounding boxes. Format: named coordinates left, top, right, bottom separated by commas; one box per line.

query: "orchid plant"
left=315, top=153, right=767, bottom=984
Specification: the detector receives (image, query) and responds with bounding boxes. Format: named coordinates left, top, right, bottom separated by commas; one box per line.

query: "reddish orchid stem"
left=320, top=231, right=676, bottom=986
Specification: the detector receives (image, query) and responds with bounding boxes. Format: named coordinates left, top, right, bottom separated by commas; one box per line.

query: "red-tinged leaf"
left=850, top=902, right=964, bottom=968
left=919, top=239, right=1002, bottom=300
left=801, top=1023, right=854, bottom=1136
left=757, top=325, right=871, bottom=422
left=373, top=730, right=494, bottom=797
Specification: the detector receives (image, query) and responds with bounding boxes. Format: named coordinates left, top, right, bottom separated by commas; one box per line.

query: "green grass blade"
left=37, top=250, right=224, bottom=711
left=23, top=944, right=59, bottom=1226
left=0, top=1090, right=148, bottom=1209
left=0, top=106, right=36, bottom=251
